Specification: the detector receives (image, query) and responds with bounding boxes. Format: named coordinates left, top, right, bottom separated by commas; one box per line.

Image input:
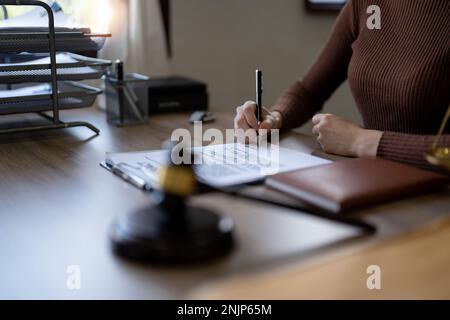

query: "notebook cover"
left=266, top=157, right=449, bottom=214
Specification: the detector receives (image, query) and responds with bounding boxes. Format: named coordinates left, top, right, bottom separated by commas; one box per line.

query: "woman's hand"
left=312, top=113, right=383, bottom=157
left=234, top=101, right=283, bottom=143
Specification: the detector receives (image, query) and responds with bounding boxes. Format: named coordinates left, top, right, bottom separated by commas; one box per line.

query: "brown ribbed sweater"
left=272, top=0, right=450, bottom=170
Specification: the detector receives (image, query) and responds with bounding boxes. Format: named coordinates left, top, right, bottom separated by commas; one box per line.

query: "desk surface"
left=189, top=219, right=450, bottom=300
left=0, top=108, right=449, bottom=299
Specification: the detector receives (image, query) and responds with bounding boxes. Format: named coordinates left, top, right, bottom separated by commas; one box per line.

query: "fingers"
left=312, top=114, right=329, bottom=142
left=258, top=118, right=273, bottom=136
left=312, top=114, right=321, bottom=125
left=312, top=124, right=320, bottom=137
left=235, top=101, right=258, bottom=130
left=312, top=113, right=328, bottom=125
left=261, top=107, right=272, bottom=118
left=235, top=105, right=252, bottom=144
left=312, top=114, right=336, bottom=152
left=234, top=101, right=282, bottom=143
left=259, top=119, right=273, bottom=131
left=234, top=112, right=251, bottom=132
left=242, top=101, right=258, bottom=129
left=312, top=113, right=333, bottom=137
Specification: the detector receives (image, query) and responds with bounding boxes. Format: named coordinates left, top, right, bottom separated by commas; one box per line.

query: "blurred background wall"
left=170, top=0, right=361, bottom=132
left=2, top=0, right=361, bottom=132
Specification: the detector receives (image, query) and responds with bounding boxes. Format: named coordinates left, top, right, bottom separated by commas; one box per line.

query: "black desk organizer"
left=0, top=0, right=111, bottom=135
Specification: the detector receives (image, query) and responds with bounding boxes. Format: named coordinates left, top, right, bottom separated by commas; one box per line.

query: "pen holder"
left=105, top=73, right=150, bottom=126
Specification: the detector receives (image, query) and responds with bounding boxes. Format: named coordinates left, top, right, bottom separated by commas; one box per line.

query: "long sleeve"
left=378, top=132, right=450, bottom=172
left=272, top=0, right=358, bottom=130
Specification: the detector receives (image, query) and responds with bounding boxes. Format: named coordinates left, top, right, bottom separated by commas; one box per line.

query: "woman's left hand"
left=312, top=113, right=383, bottom=157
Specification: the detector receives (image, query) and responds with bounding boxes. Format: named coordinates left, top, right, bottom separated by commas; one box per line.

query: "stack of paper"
left=105, top=143, right=331, bottom=189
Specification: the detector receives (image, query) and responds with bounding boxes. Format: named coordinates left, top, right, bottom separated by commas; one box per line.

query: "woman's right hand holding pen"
left=234, top=101, right=283, bottom=143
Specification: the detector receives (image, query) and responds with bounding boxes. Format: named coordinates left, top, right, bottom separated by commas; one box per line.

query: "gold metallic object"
left=426, top=104, right=450, bottom=171
left=157, top=165, right=197, bottom=197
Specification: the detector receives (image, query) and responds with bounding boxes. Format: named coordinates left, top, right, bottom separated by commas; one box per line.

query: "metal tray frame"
left=0, top=52, right=111, bottom=83
left=0, top=81, right=102, bottom=110
left=0, top=0, right=100, bottom=135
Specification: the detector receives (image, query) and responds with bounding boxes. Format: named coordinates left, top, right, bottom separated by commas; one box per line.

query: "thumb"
left=261, top=107, right=272, bottom=118
left=258, top=118, right=273, bottom=136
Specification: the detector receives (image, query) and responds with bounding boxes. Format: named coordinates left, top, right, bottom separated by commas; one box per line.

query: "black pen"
left=256, top=69, right=263, bottom=124
left=115, top=59, right=124, bottom=82
left=115, top=60, right=125, bottom=124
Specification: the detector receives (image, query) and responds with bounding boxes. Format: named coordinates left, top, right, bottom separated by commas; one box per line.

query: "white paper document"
left=0, top=84, right=52, bottom=99
left=0, top=4, right=77, bottom=29
left=0, top=53, right=98, bottom=76
left=1, top=53, right=80, bottom=67
left=106, top=143, right=331, bottom=188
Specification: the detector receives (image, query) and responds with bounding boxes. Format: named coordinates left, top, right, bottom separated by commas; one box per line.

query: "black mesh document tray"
left=0, top=0, right=107, bottom=136
left=0, top=52, right=111, bottom=83
left=0, top=81, right=102, bottom=115
left=0, top=27, right=108, bottom=53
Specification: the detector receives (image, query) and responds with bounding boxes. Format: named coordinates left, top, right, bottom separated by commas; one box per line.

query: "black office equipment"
left=135, top=76, right=209, bottom=115
left=0, top=0, right=111, bottom=136
left=110, top=143, right=235, bottom=264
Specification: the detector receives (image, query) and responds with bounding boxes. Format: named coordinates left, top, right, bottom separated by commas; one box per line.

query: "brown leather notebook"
left=266, top=157, right=449, bottom=214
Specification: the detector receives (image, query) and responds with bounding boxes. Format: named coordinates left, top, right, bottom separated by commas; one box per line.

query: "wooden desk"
left=189, top=219, right=450, bottom=300
left=0, top=108, right=449, bottom=299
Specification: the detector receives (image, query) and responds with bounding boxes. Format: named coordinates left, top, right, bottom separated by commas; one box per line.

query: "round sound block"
left=110, top=206, right=235, bottom=264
